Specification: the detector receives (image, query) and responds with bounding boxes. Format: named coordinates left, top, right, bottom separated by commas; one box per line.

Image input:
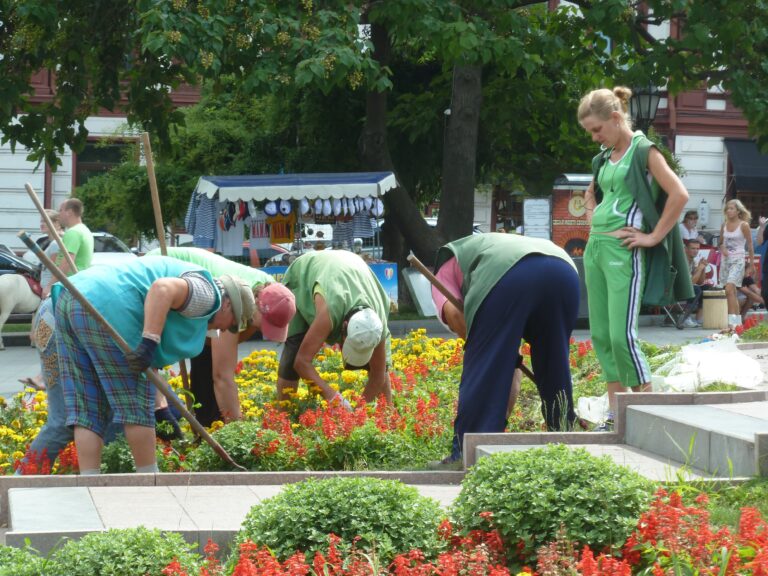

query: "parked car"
left=0, top=245, right=40, bottom=278
left=91, top=232, right=138, bottom=267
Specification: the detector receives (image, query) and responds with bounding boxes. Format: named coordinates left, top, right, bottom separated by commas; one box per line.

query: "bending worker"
left=148, top=247, right=296, bottom=425
left=276, top=250, right=392, bottom=407
left=52, top=255, right=255, bottom=474
left=430, top=233, right=580, bottom=464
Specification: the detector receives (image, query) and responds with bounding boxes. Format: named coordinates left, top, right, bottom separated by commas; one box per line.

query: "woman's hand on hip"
left=617, top=227, right=659, bottom=249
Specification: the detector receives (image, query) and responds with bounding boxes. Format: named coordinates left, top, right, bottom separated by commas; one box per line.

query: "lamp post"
left=629, top=83, right=661, bottom=133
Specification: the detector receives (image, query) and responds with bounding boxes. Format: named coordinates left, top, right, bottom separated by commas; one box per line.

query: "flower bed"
left=2, top=487, right=767, bottom=575
left=0, top=329, right=677, bottom=474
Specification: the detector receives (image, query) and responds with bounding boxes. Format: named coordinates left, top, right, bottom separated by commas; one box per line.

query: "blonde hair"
left=724, top=199, right=752, bottom=223
left=577, top=87, right=634, bottom=130
left=44, top=209, right=60, bottom=225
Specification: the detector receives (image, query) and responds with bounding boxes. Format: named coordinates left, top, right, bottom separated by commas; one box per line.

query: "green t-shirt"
left=283, top=250, right=390, bottom=346
left=146, top=247, right=273, bottom=288
left=591, top=132, right=645, bottom=234
left=60, top=223, right=93, bottom=271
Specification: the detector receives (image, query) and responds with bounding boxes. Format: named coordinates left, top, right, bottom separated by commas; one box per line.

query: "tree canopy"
left=3, top=0, right=767, bottom=259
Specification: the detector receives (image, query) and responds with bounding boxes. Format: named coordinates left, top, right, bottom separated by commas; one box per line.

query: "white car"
left=90, top=232, right=138, bottom=267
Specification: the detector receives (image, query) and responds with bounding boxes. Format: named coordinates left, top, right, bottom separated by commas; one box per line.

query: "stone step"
left=624, top=402, right=768, bottom=477
left=4, top=483, right=461, bottom=554
left=475, top=443, right=714, bottom=481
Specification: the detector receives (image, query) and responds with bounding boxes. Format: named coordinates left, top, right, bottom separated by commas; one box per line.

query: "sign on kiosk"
left=551, top=174, right=592, bottom=257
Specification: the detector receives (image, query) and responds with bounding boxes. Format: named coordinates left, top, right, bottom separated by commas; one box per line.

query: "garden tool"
left=18, top=234, right=246, bottom=471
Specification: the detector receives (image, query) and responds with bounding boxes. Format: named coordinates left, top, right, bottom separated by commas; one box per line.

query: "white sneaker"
left=683, top=317, right=700, bottom=328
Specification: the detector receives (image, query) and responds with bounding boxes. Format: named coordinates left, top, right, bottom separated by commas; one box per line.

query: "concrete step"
left=475, top=443, right=714, bottom=481
left=4, top=483, right=461, bottom=554
left=624, top=402, right=768, bottom=477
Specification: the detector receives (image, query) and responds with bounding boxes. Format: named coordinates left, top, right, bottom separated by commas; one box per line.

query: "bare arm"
left=442, top=301, right=467, bottom=339
left=210, top=330, right=242, bottom=422
left=142, top=278, right=190, bottom=336
left=584, top=181, right=596, bottom=225
left=620, top=148, right=689, bottom=249
left=691, top=260, right=707, bottom=285
left=292, top=293, right=337, bottom=401
left=719, top=224, right=728, bottom=257
left=743, top=221, right=755, bottom=275
left=362, top=340, right=391, bottom=404
left=758, top=217, right=767, bottom=246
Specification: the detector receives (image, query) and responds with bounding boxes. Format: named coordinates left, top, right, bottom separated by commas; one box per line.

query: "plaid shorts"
left=55, top=291, right=154, bottom=436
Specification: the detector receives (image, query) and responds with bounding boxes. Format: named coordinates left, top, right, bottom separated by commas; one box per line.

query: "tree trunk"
left=358, top=21, right=442, bottom=308
left=437, top=64, right=482, bottom=241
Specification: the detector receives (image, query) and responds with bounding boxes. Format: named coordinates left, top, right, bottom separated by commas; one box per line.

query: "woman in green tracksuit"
left=578, top=86, right=691, bottom=426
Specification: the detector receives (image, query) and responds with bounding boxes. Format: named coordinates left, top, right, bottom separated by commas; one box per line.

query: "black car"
left=0, top=245, right=40, bottom=279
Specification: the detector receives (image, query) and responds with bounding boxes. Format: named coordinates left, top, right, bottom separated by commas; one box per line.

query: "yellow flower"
left=209, top=420, right=224, bottom=432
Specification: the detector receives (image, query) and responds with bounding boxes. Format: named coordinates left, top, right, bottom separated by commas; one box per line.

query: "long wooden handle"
left=406, top=252, right=537, bottom=384
left=142, top=133, right=193, bottom=408
left=24, top=183, right=77, bottom=274
left=18, top=231, right=245, bottom=471
left=141, top=133, right=167, bottom=255
left=406, top=253, right=464, bottom=312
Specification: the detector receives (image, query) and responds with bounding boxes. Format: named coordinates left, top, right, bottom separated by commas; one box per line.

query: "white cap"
left=342, top=308, right=383, bottom=367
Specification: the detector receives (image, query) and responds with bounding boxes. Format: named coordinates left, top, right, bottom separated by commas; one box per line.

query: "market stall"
left=184, top=172, right=399, bottom=304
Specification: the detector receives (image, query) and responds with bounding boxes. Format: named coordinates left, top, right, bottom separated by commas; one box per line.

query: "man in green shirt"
left=277, top=250, right=392, bottom=408
left=44, top=198, right=93, bottom=296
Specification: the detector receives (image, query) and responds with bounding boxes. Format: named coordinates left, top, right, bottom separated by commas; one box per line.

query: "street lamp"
left=629, top=83, right=661, bottom=133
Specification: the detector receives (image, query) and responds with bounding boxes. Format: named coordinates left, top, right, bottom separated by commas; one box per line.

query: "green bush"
left=186, top=420, right=265, bottom=471
left=47, top=527, right=202, bottom=575
left=100, top=436, right=135, bottom=474
left=0, top=546, right=43, bottom=576
left=234, top=477, right=445, bottom=564
left=452, top=445, right=654, bottom=562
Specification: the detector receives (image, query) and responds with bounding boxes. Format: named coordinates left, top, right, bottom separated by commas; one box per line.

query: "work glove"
left=125, top=337, right=158, bottom=373
left=155, top=407, right=183, bottom=441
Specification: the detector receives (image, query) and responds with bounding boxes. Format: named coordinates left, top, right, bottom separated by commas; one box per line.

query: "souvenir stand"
left=184, top=172, right=399, bottom=304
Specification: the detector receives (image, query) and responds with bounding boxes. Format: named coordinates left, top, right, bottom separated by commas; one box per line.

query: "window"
left=75, top=141, right=128, bottom=187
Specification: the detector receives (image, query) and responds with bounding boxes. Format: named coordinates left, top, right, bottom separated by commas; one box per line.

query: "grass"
left=707, top=478, right=768, bottom=528
left=1, top=323, right=31, bottom=334
left=697, top=381, right=743, bottom=392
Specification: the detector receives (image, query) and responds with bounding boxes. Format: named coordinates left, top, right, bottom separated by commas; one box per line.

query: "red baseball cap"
left=258, top=283, right=296, bottom=342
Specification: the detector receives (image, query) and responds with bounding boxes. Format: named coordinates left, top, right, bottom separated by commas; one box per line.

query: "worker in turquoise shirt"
left=148, top=247, right=296, bottom=425
left=51, top=256, right=255, bottom=475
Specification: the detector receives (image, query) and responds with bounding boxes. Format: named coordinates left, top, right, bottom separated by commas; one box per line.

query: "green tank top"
left=591, top=132, right=645, bottom=233
left=146, top=247, right=273, bottom=288
left=283, top=250, right=390, bottom=345
left=434, top=234, right=575, bottom=333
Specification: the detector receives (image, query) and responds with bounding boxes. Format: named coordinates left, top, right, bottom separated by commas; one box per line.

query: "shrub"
left=234, top=477, right=445, bottom=564
left=100, top=436, right=135, bottom=474
left=0, top=545, right=43, bottom=576
left=452, top=445, right=654, bottom=562
left=47, top=527, right=202, bottom=575
left=186, top=420, right=265, bottom=471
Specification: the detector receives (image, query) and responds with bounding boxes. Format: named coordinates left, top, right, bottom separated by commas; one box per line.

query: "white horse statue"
left=0, top=275, right=41, bottom=350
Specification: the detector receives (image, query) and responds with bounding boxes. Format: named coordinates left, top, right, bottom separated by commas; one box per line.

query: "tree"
left=3, top=0, right=768, bottom=260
